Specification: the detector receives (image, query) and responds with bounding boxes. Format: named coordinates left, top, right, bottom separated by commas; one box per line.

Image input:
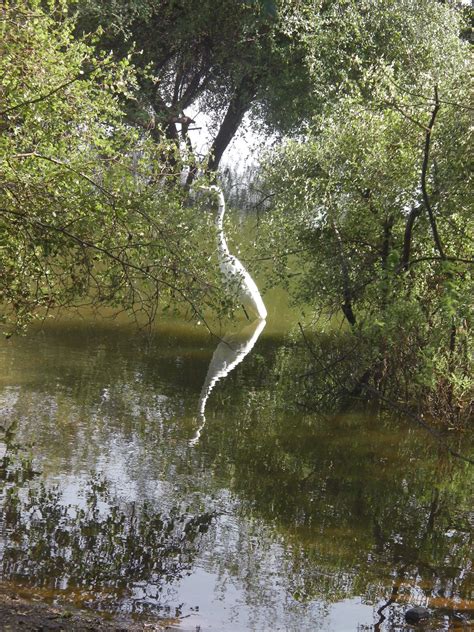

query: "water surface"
left=0, top=311, right=472, bottom=631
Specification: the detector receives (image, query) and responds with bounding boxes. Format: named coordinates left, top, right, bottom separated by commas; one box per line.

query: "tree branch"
left=400, top=205, right=423, bottom=271
left=0, top=207, right=214, bottom=334
left=332, top=220, right=357, bottom=326
left=207, top=76, right=257, bottom=172
left=384, top=74, right=474, bottom=111
left=12, top=153, right=115, bottom=199
left=0, top=77, right=81, bottom=117
left=421, top=86, right=445, bottom=259
left=405, top=255, right=473, bottom=268
left=0, top=59, right=114, bottom=117
left=383, top=100, right=428, bottom=131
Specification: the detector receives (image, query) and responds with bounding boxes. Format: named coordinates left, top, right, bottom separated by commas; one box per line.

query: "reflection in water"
left=0, top=320, right=472, bottom=630
left=190, top=318, right=266, bottom=445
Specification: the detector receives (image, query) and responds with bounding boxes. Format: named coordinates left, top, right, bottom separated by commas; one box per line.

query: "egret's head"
left=197, top=184, right=222, bottom=196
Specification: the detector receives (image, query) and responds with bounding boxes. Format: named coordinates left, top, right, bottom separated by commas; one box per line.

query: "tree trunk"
left=421, top=86, right=445, bottom=259
left=206, top=76, right=257, bottom=173
left=400, top=205, right=422, bottom=271
left=332, top=221, right=357, bottom=326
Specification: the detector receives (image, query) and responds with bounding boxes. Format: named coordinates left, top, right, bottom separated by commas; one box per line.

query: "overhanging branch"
left=0, top=207, right=213, bottom=333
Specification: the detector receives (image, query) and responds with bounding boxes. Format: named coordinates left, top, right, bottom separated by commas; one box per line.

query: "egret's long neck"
left=216, top=192, right=230, bottom=258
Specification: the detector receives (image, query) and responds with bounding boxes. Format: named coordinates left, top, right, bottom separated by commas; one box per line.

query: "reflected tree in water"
left=194, top=353, right=474, bottom=625
left=0, top=432, right=214, bottom=615
left=1, top=327, right=471, bottom=627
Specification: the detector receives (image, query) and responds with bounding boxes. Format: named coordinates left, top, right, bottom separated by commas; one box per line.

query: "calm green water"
left=0, top=306, right=472, bottom=630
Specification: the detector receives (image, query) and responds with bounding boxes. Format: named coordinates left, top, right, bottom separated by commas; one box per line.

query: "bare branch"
left=383, top=100, right=428, bottom=131
left=421, top=86, right=445, bottom=259
left=384, top=74, right=474, bottom=112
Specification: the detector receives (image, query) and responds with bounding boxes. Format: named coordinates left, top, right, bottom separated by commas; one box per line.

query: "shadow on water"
left=0, top=316, right=472, bottom=630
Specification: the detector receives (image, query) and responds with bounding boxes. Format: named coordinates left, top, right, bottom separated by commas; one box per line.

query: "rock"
left=451, top=612, right=469, bottom=623
left=405, top=606, right=430, bottom=623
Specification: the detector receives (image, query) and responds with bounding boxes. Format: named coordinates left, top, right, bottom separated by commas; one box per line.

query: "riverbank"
left=0, top=582, right=181, bottom=631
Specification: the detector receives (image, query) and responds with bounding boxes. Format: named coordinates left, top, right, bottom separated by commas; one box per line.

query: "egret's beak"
left=190, top=184, right=208, bottom=196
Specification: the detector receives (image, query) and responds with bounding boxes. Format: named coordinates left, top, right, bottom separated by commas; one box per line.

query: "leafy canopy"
left=260, top=0, right=473, bottom=421
left=0, top=0, right=224, bottom=333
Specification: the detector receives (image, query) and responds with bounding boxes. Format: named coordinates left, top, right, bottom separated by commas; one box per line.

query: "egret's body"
left=200, top=185, right=267, bottom=320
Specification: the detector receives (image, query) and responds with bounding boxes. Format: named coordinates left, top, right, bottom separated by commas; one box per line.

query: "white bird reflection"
left=190, top=318, right=266, bottom=446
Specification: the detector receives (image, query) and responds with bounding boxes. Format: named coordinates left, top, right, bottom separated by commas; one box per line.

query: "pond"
left=0, top=301, right=472, bottom=630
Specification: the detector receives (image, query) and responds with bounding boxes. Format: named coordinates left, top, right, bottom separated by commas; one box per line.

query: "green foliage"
left=0, top=1, right=224, bottom=333
left=74, top=0, right=318, bottom=165
left=260, top=0, right=473, bottom=422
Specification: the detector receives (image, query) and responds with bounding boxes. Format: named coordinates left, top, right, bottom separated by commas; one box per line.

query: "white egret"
left=198, top=185, right=267, bottom=320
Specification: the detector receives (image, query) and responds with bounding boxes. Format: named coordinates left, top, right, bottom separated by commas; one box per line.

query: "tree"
left=75, top=0, right=318, bottom=178
left=0, top=0, right=222, bottom=334
left=260, top=0, right=473, bottom=422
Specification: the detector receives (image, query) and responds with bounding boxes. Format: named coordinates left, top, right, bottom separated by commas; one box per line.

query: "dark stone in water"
left=405, top=606, right=430, bottom=623
left=451, top=612, right=469, bottom=623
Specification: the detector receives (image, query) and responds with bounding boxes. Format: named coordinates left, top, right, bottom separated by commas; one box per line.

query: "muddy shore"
left=0, top=582, right=184, bottom=631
